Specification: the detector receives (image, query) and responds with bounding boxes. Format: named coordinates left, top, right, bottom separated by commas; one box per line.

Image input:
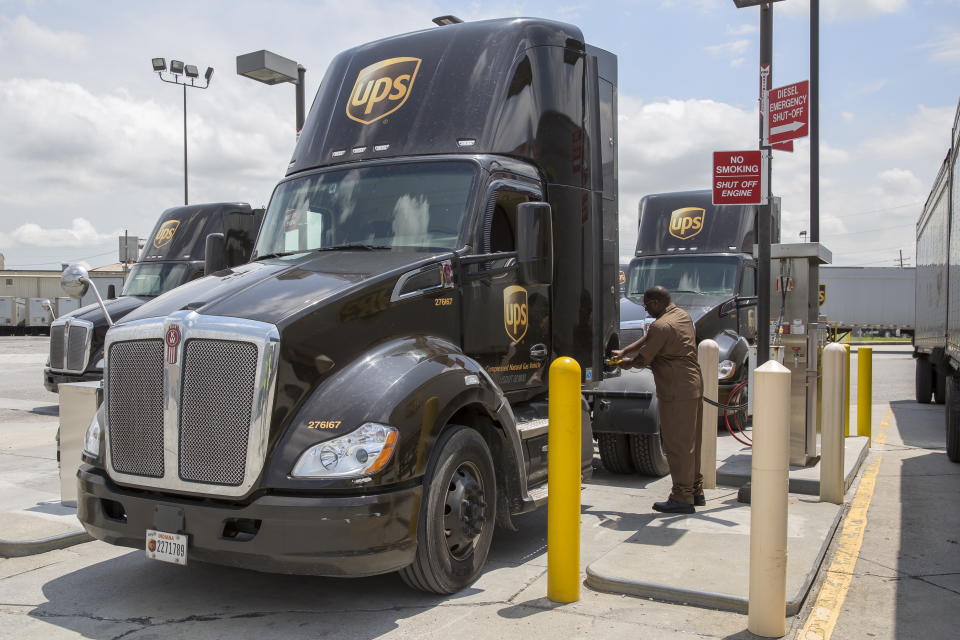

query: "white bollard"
left=698, top=339, right=719, bottom=490
left=748, top=360, right=791, bottom=638
left=820, top=344, right=846, bottom=504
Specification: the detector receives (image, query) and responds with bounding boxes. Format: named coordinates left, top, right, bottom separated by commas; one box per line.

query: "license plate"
left=145, top=529, right=188, bottom=565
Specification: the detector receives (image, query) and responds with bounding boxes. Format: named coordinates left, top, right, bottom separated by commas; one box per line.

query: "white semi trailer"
left=819, top=266, right=914, bottom=336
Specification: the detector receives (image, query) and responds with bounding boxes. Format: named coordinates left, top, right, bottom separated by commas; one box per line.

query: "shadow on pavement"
left=890, top=399, right=960, bottom=640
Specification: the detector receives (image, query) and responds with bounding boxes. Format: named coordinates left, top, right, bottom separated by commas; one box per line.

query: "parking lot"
left=1, top=337, right=957, bottom=640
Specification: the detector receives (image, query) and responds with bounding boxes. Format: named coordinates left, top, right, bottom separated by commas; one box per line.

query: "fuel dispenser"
left=768, top=243, right=832, bottom=466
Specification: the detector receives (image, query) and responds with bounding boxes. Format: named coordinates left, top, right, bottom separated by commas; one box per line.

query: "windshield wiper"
left=254, top=250, right=301, bottom=261
left=313, top=244, right=392, bottom=251
left=671, top=289, right=705, bottom=295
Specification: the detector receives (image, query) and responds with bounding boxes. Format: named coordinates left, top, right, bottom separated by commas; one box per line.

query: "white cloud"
left=779, top=0, right=907, bottom=21
left=875, top=168, right=924, bottom=198
left=705, top=39, right=750, bottom=56
left=861, top=104, right=955, bottom=159
left=0, top=218, right=115, bottom=248
left=726, top=24, right=757, bottom=36
left=617, top=97, right=757, bottom=256
left=841, top=111, right=854, bottom=121
left=925, top=28, right=960, bottom=67
left=0, top=15, right=86, bottom=57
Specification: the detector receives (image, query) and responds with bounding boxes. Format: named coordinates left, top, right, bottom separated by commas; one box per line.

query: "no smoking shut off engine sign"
left=712, top=150, right=765, bottom=205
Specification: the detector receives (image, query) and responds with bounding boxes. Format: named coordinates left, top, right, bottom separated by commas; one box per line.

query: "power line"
left=4, top=250, right=116, bottom=269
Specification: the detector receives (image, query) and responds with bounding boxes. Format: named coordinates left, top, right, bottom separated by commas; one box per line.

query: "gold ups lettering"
left=346, top=57, right=421, bottom=125
left=668, top=207, right=706, bottom=240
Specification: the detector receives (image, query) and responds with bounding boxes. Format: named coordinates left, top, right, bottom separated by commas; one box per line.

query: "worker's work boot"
left=693, top=493, right=706, bottom=507
left=652, top=499, right=695, bottom=514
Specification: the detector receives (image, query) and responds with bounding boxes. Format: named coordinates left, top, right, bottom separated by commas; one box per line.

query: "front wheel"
left=399, top=425, right=497, bottom=594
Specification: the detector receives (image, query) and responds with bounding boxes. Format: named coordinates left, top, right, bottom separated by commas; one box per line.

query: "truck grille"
left=103, top=312, right=279, bottom=498
left=178, top=340, right=258, bottom=486
left=50, top=325, right=66, bottom=370
left=108, top=340, right=165, bottom=478
left=48, top=319, right=93, bottom=373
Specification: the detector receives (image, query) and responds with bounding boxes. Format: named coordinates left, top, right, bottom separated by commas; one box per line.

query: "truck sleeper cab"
left=44, top=202, right=262, bottom=392
left=77, top=17, right=619, bottom=594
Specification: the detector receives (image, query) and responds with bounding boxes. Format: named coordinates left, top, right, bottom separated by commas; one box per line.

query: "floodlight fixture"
left=732, top=0, right=785, bottom=7
left=205, top=67, right=214, bottom=83
left=236, top=50, right=306, bottom=133
left=170, top=60, right=184, bottom=74
left=184, top=64, right=199, bottom=78
left=152, top=58, right=167, bottom=72
left=432, top=15, right=463, bottom=26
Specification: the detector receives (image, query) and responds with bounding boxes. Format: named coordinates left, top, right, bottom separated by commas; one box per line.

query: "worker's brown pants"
left=659, top=396, right=703, bottom=505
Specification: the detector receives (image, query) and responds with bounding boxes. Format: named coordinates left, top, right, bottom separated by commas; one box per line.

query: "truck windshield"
left=254, top=161, right=477, bottom=258
left=121, top=263, right=197, bottom=297
left=628, top=256, right=740, bottom=297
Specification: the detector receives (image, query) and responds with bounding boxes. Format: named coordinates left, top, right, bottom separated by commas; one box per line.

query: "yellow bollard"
left=857, top=347, right=872, bottom=445
left=547, top=356, right=581, bottom=603
left=843, top=344, right=851, bottom=436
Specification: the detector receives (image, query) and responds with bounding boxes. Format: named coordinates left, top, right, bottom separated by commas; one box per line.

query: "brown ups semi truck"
left=76, top=17, right=620, bottom=593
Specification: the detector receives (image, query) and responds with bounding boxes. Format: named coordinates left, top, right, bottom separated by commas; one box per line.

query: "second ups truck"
left=593, top=190, right=778, bottom=475
left=44, top=203, right=263, bottom=391
left=76, top=17, right=620, bottom=593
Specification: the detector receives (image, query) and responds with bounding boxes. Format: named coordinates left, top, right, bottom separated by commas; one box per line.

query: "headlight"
left=719, top=359, right=736, bottom=380
left=291, top=423, right=398, bottom=478
left=83, top=412, right=102, bottom=458
left=94, top=357, right=104, bottom=369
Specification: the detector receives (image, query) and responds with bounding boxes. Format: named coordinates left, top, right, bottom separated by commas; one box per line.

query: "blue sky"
left=1, top=0, right=958, bottom=269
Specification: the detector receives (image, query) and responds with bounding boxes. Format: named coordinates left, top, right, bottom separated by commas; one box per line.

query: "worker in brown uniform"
left=612, top=286, right=704, bottom=514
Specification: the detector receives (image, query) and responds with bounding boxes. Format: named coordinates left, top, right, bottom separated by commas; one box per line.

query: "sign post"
left=713, top=150, right=765, bottom=205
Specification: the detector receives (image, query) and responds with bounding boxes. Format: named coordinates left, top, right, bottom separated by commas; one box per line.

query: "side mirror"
left=60, top=263, right=113, bottom=325
left=61, top=264, right=90, bottom=299
left=107, top=284, right=117, bottom=300
left=204, top=233, right=227, bottom=276
left=516, top=202, right=553, bottom=285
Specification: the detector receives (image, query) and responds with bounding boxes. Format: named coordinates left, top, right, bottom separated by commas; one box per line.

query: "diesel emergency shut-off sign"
left=712, top=150, right=763, bottom=205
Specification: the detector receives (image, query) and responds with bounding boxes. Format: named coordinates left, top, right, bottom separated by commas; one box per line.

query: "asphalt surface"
left=0, top=337, right=954, bottom=640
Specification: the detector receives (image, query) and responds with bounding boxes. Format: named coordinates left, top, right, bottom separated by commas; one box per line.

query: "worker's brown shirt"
left=634, top=304, right=703, bottom=400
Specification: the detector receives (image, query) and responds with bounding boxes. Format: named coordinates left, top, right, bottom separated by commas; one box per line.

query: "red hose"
left=723, top=380, right=752, bottom=446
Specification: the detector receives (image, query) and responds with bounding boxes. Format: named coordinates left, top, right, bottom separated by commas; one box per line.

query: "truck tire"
left=399, top=425, right=496, bottom=594
left=629, top=433, right=670, bottom=477
left=946, top=377, right=960, bottom=463
left=916, top=358, right=934, bottom=404
left=597, top=433, right=635, bottom=474
left=935, top=370, right=947, bottom=405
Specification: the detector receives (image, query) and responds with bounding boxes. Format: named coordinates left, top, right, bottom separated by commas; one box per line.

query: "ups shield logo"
left=503, top=285, right=528, bottom=343
left=346, top=57, right=421, bottom=125
left=668, top=207, right=706, bottom=240
left=153, top=220, right=180, bottom=249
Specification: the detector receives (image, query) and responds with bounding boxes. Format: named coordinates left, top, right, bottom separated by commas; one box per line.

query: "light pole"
left=732, top=0, right=784, bottom=365
left=152, top=58, right=214, bottom=205
left=236, top=50, right=306, bottom=136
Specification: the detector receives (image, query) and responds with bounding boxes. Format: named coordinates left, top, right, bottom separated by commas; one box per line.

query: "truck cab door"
left=460, top=185, right=550, bottom=396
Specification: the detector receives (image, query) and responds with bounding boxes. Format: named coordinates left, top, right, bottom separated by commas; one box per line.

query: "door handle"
left=530, top=344, right=548, bottom=361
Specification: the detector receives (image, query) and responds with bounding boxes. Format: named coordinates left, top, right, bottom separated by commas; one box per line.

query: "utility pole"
left=757, top=1, right=774, bottom=366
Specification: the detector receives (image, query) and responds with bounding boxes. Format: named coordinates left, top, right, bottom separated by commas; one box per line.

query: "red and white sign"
left=713, top=150, right=764, bottom=205
left=767, top=80, right=809, bottom=145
